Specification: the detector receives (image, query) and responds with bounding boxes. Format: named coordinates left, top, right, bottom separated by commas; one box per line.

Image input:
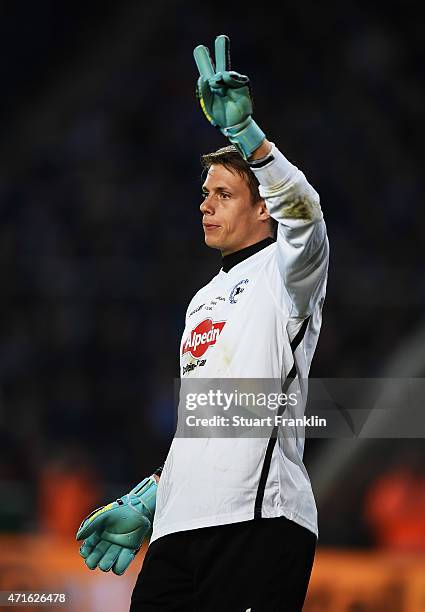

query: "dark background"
left=0, top=0, right=423, bottom=548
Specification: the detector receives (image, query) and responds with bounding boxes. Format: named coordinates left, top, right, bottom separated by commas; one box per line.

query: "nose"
left=200, top=194, right=214, bottom=215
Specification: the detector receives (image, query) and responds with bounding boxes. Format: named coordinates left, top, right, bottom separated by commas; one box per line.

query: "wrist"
left=222, top=118, right=265, bottom=160
left=249, top=138, right=272, bottom=161
left=130, top=476, right=158, bottom=519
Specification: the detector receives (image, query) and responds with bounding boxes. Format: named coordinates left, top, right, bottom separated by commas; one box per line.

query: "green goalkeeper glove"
left=194, top=34, right=265, bottom=160
left=76, top=476, right=157, bottom=576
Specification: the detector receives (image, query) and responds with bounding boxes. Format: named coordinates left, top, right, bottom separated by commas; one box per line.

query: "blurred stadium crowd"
left=0, top=0, right=423, bottom=549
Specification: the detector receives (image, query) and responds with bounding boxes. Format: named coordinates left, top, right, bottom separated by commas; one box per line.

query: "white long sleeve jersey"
left=151, top=143, right=329, bottom=543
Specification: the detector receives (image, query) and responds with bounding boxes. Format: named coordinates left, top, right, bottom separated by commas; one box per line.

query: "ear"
left=256, top=199, right=270, bottom=222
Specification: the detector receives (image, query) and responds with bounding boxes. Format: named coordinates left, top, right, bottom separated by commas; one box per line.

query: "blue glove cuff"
left=222, top=118, right=265, bottom=160
left=129, top=476, right=157, bottom=520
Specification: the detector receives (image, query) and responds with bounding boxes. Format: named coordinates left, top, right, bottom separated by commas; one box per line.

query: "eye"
left=220, top=192, right=231, bottom=199
left=201, top=191, right=209, bottom=199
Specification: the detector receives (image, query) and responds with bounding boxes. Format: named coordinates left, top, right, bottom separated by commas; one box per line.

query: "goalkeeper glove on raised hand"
left=76, top=476, right=157, bottom=576
left=194, top=34, right=265, bottom=160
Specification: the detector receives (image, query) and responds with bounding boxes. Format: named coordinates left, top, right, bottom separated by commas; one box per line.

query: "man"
left=77, top=35, right=329, bottom=611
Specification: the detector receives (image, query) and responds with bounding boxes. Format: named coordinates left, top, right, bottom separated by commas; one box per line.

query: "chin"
left=204, top=235, right=224, bottom=251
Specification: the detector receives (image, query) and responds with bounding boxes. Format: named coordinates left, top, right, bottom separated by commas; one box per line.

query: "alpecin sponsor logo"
left=182, top=318, right=226, bottom=358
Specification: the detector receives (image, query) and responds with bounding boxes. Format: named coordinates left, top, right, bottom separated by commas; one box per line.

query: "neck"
left=221, top=236, right=275, bottom=273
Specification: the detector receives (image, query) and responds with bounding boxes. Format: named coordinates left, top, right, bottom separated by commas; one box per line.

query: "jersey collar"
left=221, top=237, right=275, bottom=273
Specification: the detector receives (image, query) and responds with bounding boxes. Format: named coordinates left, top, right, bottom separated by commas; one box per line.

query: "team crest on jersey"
left=229, top=278, right=249, bottom=304
left=182, top=318, right=226, bottom=358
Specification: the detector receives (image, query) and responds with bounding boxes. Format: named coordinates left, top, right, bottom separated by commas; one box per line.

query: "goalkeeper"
left=77, top=34, right=329, bottom=611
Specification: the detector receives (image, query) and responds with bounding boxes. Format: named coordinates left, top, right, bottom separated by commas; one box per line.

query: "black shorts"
left=130, top=516, right=316, bottom=612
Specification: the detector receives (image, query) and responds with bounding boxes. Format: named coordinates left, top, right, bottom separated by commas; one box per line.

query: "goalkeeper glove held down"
left=76, top=476, right=157, bottom=576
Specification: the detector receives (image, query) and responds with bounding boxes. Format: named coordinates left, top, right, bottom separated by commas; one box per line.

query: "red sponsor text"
left=182, top=318, right=226, bottom=358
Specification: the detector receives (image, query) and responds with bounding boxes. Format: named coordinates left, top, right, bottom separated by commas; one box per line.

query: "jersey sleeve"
left=249, top=143, right=329, bottom=317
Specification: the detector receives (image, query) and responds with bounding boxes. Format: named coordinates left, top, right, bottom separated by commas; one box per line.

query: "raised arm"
left=194, top=34, right=329, bottom=317
left=249, top=143, right=329, bottom=317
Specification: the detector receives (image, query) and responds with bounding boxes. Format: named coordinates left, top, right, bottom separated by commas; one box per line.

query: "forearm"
left=250, top=137, right=322, bottom=225
left=250, top=142, right=328, bottom=316
left=250, top=142, right=322, bottom=224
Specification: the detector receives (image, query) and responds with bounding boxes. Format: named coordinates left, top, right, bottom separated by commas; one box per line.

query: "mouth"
left=203, top=223, right=221, bottom=230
